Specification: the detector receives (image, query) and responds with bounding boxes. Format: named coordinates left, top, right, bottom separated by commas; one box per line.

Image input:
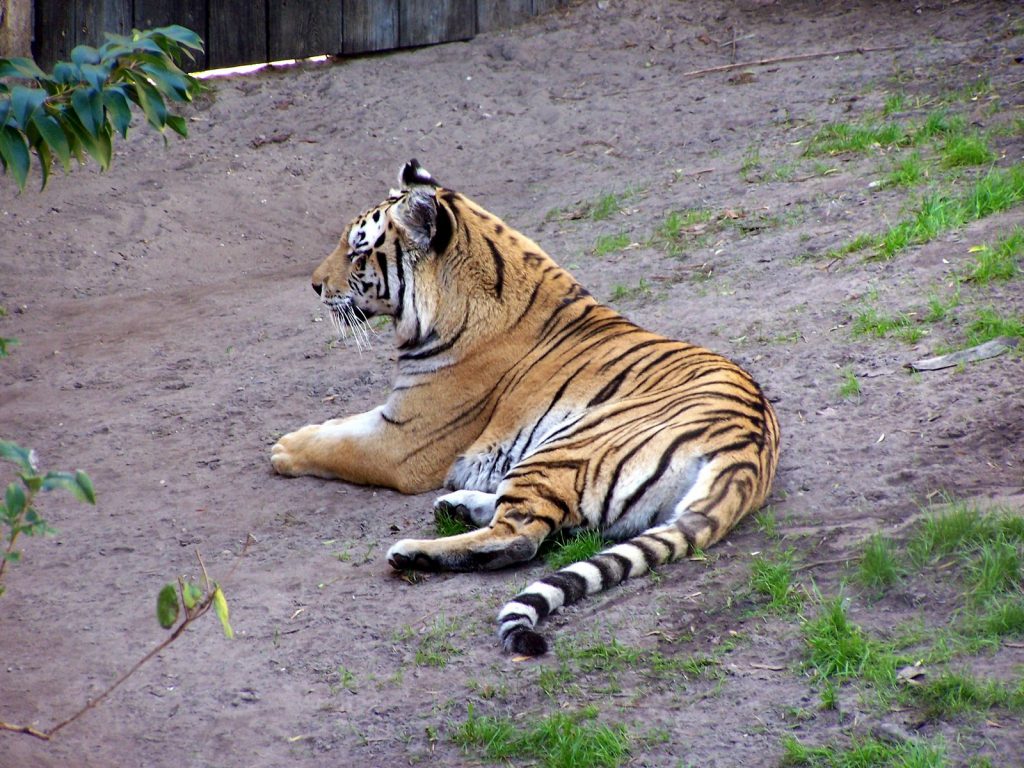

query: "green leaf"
left=212, top=585, right=234, bottom=639
left=156, top=583, right=180, bottom=629
left=70, top=45, right=101, bottom=67
left=0, top=125, right=30, bottom=190
left=74, top=470, right=96, bottom=504
left=165, top=114, right=188, bottom=138
left=58, top=110, right=109, bottom=170
left=139, top=65, right=191, bottom=103
left=152, top=25, right=204, bottom=51
left=125, top=71, right=167, bottom=130
left=0, top=441, right=36, bottom=473
left=52, top=61, right=83, bottom=85
left=4, top=482, right=26, bottom=518
left=0, top=336, right=17, bottom=357
left=102, top=86, right=132, bottom=138
left=71, top=87, right=103, bottom=136
left=9, top=86, right=46, bottom=130
left=41, top=469, right=96, bottom=504
left=35, top=136, right=52, bottom=190
left=31, top=112, right=71, bottom=171
left=0, top=57, right=46, bottom=79
left=182, top=581, right=202, bottom=610
left=3, top=550, right=22, bottom=563
left=0, top=97, right=10, bottom=128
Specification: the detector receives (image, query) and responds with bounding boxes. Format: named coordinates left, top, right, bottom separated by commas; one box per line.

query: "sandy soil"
left=2, top=1, right=1023, bottom=765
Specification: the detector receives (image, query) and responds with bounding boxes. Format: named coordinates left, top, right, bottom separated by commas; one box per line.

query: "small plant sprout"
left=838, top=367, right=861, bottom=399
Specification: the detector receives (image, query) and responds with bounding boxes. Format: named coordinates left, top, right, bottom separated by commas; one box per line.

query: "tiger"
left=271, top=160, right=781, bottom=656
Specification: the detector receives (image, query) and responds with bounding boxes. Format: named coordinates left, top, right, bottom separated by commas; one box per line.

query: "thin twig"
left=680, top=44, right=907, bottom=79
left=1, top=539, right=251, bottom=740
left=795, top=555, right=860, bottom=572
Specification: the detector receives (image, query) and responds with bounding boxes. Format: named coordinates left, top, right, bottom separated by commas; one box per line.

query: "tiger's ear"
left=398, top=158, right=440, bottom=190
left=394, top=187, right=443, bottom=253
left=393, top=160, right=452, bottom=254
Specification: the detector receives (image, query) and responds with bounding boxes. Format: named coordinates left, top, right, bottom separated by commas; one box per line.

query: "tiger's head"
left=312, top=159, right=456, bottom=348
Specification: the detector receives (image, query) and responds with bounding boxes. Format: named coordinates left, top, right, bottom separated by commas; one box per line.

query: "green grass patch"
left=907, top=671, right=1024, bottom=719
left=805, top=120, right=910, bottom=156
left=544, top=528, right=610, bottom=570
left=838, top=367, right=862, bottom=399
left=413, top=615, right=463, bottom=668
left=780, top=733, right=947, bottom=768
left=967, top=226, right=1023, bottom=284
left=940, top=132, right=996, bottom=168
left=590, top=192, right=622, bottom=221
left=434, top=505, right=473, bottom=537
left=884, top=151, right=927, bottom=187
left=608, top=278, right=652, bottom=303
left=882, top=92, right=907, bottom=117
left=850, top=307, right=921, bottom=342
left=749, top=550, right=804, bottom=613
left=593, top=231, right=631, bottom=256
left=452, top=704, right=630, bottom=768
left=802, top=597, right=896, bottom=684
left=872, top=164, right=1024, bottom=258
left=964, top=307, right=1024, bottom=346
left=858, top=534, right=902, bottom=590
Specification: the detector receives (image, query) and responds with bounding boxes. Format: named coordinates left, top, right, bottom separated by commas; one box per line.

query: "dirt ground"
left=2, top=1, right=1023, bottom=765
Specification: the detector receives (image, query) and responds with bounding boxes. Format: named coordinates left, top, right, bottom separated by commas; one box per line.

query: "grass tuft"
left=908, top=671, right=1024, bottom=719
left=544, top=529, right=610, bottom=570
left=452, top=704, right=630, bottom=768
left=838, top=367, right=862, bottom=399
left=858, top=534, right=902, bottom=590
left=749, top=550, right=804, bottom=613
left=964, top=307, right=1024, bottom=346
left=781, top=733, right=946, bottom=768
left=593, top=231, right=632, bottom=256
left=967, top=227, right=1023, bottom=284
left=802, top=597, right=881, bottom=682
left=590, top=192, right=622, bottom=221
left=940, top=132, right=995, bottom=168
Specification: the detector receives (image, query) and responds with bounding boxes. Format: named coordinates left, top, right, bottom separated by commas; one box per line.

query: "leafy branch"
left=0, top=440, right=95, bottom=595
left=0, top=542, right=247, bottom=740
left=0, top=25, right=204, bottom=191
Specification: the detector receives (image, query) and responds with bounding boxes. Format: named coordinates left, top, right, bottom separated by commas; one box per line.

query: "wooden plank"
left=77, top=0, right=131, bottom=44
left=477, top=0, right=532, bottom=34
left=399, top=0, right=476, bottom=48
left=134, top=0, right=208, bottom=70
left=32, top=0, right=76, bottom=68
left=268, top=0, right=344, bottom=60
left=342, top=0, right=398, bottom=54
left=0, top=0, right=34, bottom=57
left=207, top=0, right=267, bottom=68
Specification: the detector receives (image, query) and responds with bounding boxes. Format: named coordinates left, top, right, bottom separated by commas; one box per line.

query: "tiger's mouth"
left=323, top=295, right=377, bottom=350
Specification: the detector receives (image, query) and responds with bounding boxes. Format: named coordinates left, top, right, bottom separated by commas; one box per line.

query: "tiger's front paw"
left=387, top=539, right=442, bottom=571
left=270, top=424, right=320, bottom=476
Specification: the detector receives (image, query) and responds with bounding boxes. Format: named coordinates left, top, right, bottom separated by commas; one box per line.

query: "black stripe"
left=587, top=369, right=629, bottom=407
left=604, top=553, right=632, bottom=585
left=393, top=240, right=406, bottom=319
left=375, top=250, right=390, bottom=300
left=399, top=316, right=468, bottom=361
left=498, top=612, right=533, bottom=628
left=485, top=237, right=505, bottom=300
left=431, top=199, right=453, bottom=254
left=618, top=428, right=711, bottom=517
left=649, top=532, right=682, bottom=559
left=512, top=592, right=553, bottom=620
left=632, top=539, right=662, bottom=569
left=542, top=571, right=588, bottom=606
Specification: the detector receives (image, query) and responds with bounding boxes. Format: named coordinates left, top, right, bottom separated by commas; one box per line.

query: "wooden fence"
left=28, top=1, right=569, bottom=72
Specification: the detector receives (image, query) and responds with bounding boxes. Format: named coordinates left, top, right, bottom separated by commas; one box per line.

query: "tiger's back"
left=272, top=160, right=780, bottom=655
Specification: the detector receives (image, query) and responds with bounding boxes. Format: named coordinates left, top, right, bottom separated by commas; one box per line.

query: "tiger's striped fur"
left=272, top=160, right=780, bottom=656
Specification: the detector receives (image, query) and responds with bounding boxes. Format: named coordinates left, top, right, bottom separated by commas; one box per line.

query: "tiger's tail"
left=497, top=518, right=711, bottom=656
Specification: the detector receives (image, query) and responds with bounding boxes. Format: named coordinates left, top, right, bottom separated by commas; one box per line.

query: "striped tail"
left=497, top=524, right=697, bottom=656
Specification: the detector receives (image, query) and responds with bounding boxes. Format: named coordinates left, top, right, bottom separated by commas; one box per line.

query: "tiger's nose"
left=312, top=282, right=322, bottom=296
